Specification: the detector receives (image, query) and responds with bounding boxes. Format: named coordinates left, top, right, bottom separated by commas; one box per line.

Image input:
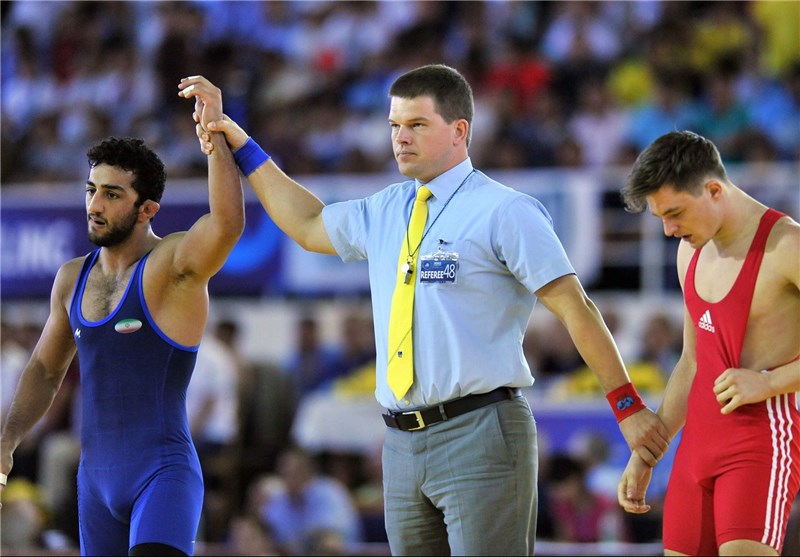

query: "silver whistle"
left=401, top=262, right=413, bottom=284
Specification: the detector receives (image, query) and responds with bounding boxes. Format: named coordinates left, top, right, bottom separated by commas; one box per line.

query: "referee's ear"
left=453, top=119, right=469, bottom=148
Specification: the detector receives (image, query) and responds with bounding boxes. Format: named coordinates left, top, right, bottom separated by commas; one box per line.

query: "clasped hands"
left=178, top=75, right=248, bottom=154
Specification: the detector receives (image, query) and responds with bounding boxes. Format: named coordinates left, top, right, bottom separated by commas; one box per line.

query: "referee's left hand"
left=619, top=408, right=669, bottom=467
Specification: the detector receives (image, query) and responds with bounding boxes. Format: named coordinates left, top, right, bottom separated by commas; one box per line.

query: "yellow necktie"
left=387, top=185, right=432, bottom=400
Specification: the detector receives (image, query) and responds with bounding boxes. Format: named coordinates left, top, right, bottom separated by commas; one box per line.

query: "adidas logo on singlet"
left=698, top=310, right=715, bottom=333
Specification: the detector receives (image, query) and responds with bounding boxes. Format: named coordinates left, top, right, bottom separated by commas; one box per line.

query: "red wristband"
left=606, top=382, right=646, bottom=423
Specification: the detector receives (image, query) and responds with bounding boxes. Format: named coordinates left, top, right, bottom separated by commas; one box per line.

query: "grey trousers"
left=382, top=394, right=538, bottom=556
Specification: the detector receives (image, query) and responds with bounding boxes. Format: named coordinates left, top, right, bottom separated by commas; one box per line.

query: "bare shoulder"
left=141, top=232, right=187, bottom=273
left=57, top=255, right=86, bottom=276
left=140, top=231, right=206, bottom=298
left=771, top=213, right=799, bottom=239
left=767, top=215, right=799, bottom=283
left=53, top=256, right=87, bottom=300
left=150, top=231, right=186, bottom=252
left=768, top=215, right=799, bottom=256
left=675, top=240, right=694, bottom=287
left=138, top=231, right=208, bottom=345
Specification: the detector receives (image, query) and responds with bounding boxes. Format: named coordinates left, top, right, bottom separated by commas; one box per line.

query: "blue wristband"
left=233, top=138, right=270, bottom=176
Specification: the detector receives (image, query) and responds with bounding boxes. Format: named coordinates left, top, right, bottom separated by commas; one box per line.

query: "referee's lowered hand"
left=619, top=408, right=669, bottom=467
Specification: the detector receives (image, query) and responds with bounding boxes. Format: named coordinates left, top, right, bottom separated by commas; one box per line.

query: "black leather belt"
left=383, top=387, right=521, bottom=431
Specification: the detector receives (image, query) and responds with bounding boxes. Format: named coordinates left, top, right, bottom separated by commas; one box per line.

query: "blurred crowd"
left=2, top=0, right=799, bottom=186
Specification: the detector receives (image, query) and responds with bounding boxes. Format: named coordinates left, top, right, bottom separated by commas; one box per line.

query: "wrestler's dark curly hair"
left=87, top=136, right=166, bottom=205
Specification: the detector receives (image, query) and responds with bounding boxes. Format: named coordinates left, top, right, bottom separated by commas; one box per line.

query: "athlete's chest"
left=692, top=252, right=748, bottom=303
left=81, top=265, right=136, bottom=321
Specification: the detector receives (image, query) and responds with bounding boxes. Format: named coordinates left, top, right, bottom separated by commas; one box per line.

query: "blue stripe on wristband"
left=233, top=138, right=270, bottom=176
left=606, top=382, right=646, bottom=423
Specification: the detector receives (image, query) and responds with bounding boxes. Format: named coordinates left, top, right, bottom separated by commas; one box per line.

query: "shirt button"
left=403, top=399, right=411, bottom=406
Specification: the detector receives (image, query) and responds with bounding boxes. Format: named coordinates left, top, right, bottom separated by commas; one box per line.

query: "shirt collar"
left=415, top=158, right=473, bottom=201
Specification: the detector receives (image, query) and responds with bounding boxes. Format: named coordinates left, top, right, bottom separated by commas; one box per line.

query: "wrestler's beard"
left=88, top=208, right=139, bottom=247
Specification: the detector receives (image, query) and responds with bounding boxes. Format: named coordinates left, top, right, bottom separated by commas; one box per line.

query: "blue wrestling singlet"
left=69, top=249, right=203, bottom=556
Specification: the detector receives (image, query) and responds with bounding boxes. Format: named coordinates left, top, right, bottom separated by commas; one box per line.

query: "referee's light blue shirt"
left=322, top=158, right=575, bottom=411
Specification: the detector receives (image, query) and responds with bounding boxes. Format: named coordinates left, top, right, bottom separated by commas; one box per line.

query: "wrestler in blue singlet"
left=69, top=249, right=203, bottom=556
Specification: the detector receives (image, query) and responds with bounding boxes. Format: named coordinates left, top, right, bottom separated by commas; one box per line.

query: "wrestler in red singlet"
left=663, top=208, right=800, bottom=555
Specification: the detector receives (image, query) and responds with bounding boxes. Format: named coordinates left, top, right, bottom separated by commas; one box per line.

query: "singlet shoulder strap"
left=684, top=243, right=702, bottom=303
left=737, top=208, right=785, bottom=280
left=749, top=208, right=785, bottom=252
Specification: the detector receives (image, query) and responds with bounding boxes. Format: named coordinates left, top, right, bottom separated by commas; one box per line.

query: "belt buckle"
left=405, top=410, right=426, bottom=431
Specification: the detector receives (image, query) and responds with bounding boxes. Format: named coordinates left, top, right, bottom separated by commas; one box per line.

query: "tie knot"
left=416, top=185, right=432, bottom=202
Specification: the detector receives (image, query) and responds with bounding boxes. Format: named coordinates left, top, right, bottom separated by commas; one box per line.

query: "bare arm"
left=536, top=275, right=630, bottom=393
left=178, top=75, right=335, bottom=255
left=232, top=153, right=335, bottom=255
left=645, top=239, right=695, bottom=439
left=714, top=360, right=800, bottom=414
left=617, top=307, right=695, bottom=513
left=0, top=262, right=79, bottom=494
left=655, top=313, right=695, bottom=438
left=618, top=243, right=697, bottom=513
left=535, top=274, right=670, bottom=466
left=170, top=95, right=245, bottom=282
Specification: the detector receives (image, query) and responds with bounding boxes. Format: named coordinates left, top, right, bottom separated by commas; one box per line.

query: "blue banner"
left=0, top=172, right=595, bottom=300
left=10, top=163, right=789, bottom=300
left=1, top=201, right=293, bottom=298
